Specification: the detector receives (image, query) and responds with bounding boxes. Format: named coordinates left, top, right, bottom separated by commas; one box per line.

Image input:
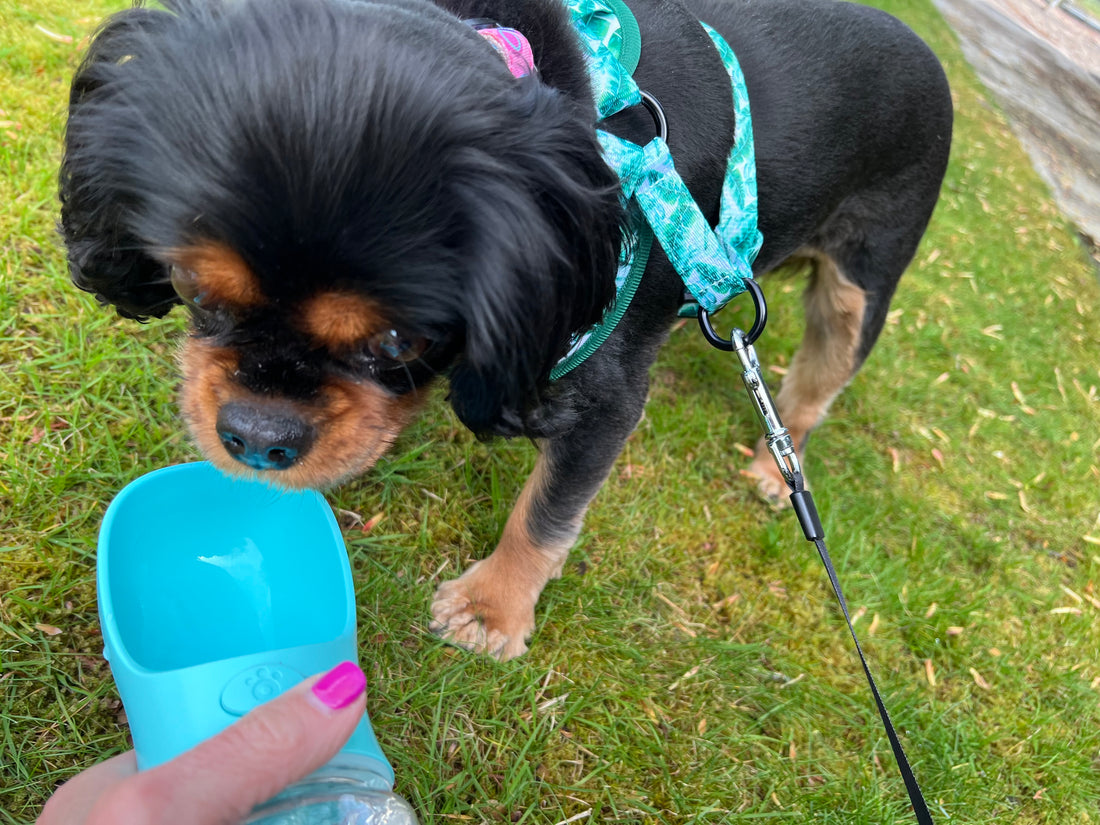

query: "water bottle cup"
left=96, top=462, right=392, bottom=785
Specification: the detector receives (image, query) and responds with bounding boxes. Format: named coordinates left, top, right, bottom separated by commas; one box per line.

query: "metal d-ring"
left=639, top=90, right=668, bottom=141
left=697, top=278, right=768, bottom=351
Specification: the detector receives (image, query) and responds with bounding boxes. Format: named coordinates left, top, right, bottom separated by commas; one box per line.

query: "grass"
left=1068, top=0, right=1100, bottom=23
left=2, top=0, right=1099, bottom=822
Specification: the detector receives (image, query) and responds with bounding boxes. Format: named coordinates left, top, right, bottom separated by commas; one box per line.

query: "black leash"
left=789, top=474, right=935, bottom=824
left=699, top=284, right=935, bottom=823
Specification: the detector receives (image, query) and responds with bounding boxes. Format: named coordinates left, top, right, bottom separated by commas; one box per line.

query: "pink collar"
left=471, top=22, right=537, bottom=78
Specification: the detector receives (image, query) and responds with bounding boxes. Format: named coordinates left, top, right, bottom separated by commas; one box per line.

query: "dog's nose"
left=215, top=402, right=315, bottom=471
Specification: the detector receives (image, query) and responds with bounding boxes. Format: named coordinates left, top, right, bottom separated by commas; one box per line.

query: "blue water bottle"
left=97, top=462, right=419, bottom=824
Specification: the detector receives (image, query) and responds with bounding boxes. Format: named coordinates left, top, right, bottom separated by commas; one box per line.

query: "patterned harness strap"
left=474, top=0, right=763, bottom=378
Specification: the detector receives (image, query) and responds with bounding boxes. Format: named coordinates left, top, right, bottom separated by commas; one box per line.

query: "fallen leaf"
left=1010, top=381, right=1036, bottom=415
left=360, top=512, right=385, bottom=533
left=969, top=667, right=990, bottom=690
left=1060, top=586, right=1083, bottom=604
left=888, top=447, right=901, bottom=473
left=668, top=665, right=700, bottom=691
left=1018, top=490, right=1033, bottom=514
left=711, top=593, right=740, bottom=610
left=34, top=24, right=73, bottom=43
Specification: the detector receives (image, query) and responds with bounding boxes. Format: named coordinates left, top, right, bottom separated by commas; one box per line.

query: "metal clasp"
left=730, top=328, right=801, bottom=489
left=697, top=280, right=798, bottom=488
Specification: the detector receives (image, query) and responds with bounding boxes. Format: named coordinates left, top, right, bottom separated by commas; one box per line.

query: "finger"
left=86, top=661, right=368, bottom=825
left=37, top=752, right=137, bottom=825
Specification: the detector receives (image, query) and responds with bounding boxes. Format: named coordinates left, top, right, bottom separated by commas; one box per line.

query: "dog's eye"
left=367, top=329, right=427, bottom=364
left=169, top=265, right=207, bottom=309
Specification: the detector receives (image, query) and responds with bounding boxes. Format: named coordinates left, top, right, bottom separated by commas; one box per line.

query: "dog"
left=60, top=0, right=952, bottom=660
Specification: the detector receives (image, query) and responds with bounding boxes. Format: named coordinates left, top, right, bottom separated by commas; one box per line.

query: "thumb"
left=88, top=661, right=368, bottom=825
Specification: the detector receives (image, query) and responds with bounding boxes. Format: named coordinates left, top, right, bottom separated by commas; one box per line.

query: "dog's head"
left=60, top=0, right=624, bottom=488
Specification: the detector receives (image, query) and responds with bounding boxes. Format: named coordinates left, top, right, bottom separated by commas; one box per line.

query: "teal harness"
left=549, top=0, right=763, bottom=379
left=473, top=0, right=762, bottom=378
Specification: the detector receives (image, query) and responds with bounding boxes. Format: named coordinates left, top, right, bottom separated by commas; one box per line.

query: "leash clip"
left=730, top=329, right=800, bottom=489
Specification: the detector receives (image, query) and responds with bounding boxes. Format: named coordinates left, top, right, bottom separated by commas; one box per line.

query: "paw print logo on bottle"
left=220, top=663, right=305, bottom=716
left=248, top=666, right=286, bottom=701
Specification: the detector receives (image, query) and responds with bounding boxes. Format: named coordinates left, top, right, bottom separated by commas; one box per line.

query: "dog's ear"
left=446, top=81, right=625, bottom=438
left=59, top=7, right=179, bottom=321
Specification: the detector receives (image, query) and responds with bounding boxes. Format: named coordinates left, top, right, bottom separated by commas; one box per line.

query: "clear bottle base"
left=242, top=757, right=418, bottom=825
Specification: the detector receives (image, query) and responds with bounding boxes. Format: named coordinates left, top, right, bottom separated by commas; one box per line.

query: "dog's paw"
left=747, top=452, right=793, bottom=508
left=429, top=562, right=535, bottom=661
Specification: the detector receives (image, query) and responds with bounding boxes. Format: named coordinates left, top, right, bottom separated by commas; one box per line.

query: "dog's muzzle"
left=215, top=402, right=316, bottom=471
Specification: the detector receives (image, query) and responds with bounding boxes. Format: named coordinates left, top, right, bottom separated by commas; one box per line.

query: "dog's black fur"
left=61, top=0, right=952, bottom=658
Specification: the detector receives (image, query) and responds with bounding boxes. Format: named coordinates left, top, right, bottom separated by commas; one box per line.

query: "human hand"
left=39, top=661, right=367, bottom=825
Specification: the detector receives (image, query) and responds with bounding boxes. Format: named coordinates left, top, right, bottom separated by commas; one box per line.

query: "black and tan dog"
left=61, top=0, right=952, bottom=659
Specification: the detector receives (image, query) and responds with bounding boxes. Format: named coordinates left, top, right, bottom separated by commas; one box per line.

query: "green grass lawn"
left=1069, top=0, right=1100, bottom=23
left=2, top=0, right=1099, bottom=822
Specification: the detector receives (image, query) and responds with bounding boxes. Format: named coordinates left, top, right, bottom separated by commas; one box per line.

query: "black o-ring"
left=697, top=278, right=768, bottom=351
left=639, top=90, right=668, bottom=142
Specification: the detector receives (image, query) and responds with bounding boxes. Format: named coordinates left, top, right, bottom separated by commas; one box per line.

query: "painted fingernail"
left=311, top=661, right=366, bottom=710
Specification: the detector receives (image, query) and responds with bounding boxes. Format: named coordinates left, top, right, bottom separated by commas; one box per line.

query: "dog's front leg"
left=429, top=448, right=570, bottom=660
left=430, top=384, right=646, bottom=660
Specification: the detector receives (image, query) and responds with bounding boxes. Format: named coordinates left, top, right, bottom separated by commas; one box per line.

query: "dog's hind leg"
left=748, top=250, right=866, bottom=500
left=748, top=187, right=937, bottom=500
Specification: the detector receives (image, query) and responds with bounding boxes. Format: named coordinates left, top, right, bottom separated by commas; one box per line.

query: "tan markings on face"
left=177, top=338, right=242, bottom=468
left=172, top=243, right=264, bottom=308
left=291, top=376, right=428, bottom=488
left=178, top=338, right=429, bottom=490
left=300, top=291, right=387, bottom=351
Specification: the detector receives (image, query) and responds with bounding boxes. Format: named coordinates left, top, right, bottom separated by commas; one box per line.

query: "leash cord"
left=788, top=474, right=935, bottom=824
left=709, top=314, right=936, bottom=822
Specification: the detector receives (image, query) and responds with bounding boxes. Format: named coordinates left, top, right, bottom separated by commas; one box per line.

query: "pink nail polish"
left=311, top=661, right=366, bottom=710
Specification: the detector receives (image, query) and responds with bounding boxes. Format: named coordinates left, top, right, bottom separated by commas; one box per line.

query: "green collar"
left=551, top=0, right=762, bottom=379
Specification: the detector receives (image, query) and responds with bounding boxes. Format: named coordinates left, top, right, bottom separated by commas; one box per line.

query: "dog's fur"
left=61, top=0, right=952, bottom=659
